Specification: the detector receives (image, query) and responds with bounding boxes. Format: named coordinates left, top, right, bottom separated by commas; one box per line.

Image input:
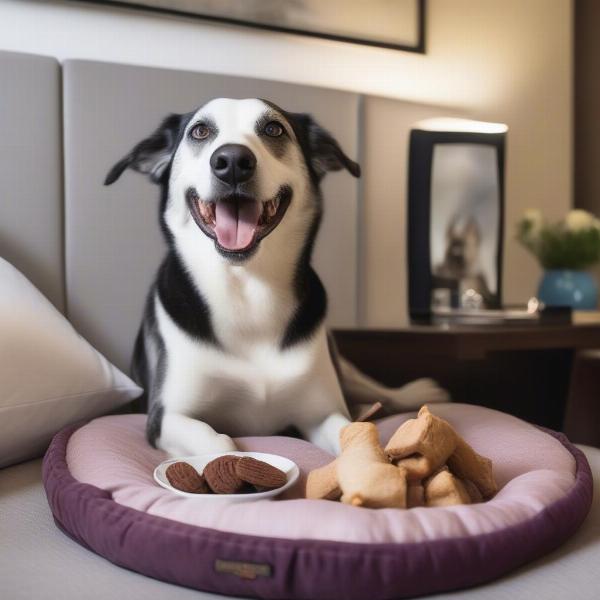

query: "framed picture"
left=407, top=121, right=507, bottom=320
left=76, top=0, right=426, bottom=53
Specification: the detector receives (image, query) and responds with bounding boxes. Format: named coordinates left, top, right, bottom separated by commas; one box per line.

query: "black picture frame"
left=74, top=0, right=426, bottom=53
left=407, top=129, right=506, bottom=321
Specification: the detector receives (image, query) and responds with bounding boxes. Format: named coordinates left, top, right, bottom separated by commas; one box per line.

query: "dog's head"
left=444, top=217, right=481, bottom=275
left=105, top=98, right=360, bottom=262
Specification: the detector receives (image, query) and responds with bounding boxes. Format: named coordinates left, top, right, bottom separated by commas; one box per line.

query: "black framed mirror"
left=407, top=119, right=507, bottom=321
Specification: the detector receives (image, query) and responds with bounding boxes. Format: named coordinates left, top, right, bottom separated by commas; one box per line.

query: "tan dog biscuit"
left=305, top=459, right=341, bottom=500
left=385, top=406, right=457, bottom=480
left=305, top=404, right=496, bottom=509
left=424, top=469, right=471, bottom=507
left=235, top=457, right=287, bottom=489
left=338, top=422, right=407, bottom=509
left=305, top=401, right=383, bottom=501
left=407, top=481, right=425, bottom=508
left=461, top=478, right=484, bottom=503
left=166, top=462, right=210, bottom=494
left=203, top=455, right=244, bottom=494
left=447, top=437, right=497, bottom=499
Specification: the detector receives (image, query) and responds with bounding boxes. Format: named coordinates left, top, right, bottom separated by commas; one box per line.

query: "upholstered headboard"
left=0, top=50, right=453, bottom=373
left=0, top=51, right=64, bottom=311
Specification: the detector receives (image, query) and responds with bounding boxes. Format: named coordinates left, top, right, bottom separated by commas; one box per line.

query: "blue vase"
left=538, top=270, right=598, bottom=310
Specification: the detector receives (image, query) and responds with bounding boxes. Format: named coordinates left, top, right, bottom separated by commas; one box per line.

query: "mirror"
left=430, top=144, right=500, bottom=310
left=408, top=124, right=506, bottom=320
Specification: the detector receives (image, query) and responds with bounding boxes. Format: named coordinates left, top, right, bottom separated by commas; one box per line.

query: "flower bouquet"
left=516, top=209, right=600, bottom=309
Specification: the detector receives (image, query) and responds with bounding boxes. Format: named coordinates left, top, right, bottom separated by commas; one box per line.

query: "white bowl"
left=154, top=451, right=299, bottom=502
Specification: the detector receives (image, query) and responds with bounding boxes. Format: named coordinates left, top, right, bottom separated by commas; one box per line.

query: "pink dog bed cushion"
left=43, top=404, right=593, bottom=599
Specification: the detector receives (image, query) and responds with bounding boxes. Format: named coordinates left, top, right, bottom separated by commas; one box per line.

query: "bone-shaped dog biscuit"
left=447, top=437, right=497, bottom=499
left=305, top=402, right=384, bottom=501
left=424, top=467, right=471, bottom=507
left=385, top=406, right=457, bottom=480
left=305, top=459, right=341, bottom=500
left=337, top=422, right=407, bottom=509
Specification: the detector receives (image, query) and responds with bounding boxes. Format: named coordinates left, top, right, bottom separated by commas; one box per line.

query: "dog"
left=434, top=216, right=493, bottom=308
left=105, top=98, right=448, bottom=456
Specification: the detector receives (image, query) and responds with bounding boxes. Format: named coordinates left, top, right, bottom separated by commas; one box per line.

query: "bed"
left=1, top=49, right=599, bottom=599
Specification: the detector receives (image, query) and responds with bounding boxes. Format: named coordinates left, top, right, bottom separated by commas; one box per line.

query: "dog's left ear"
left=104, top=113, right=187, bottom=186
left=290, top=113, right=361, bottom=180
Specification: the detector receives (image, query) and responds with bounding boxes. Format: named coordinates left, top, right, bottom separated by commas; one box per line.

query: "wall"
left=0, top=0, right=573, bottom=322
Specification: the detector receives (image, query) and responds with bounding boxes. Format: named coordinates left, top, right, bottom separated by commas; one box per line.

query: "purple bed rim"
left=43, top=423, right=593, bottom=600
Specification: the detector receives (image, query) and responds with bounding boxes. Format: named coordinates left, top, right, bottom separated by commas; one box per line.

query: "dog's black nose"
left=210, top=144, right=256, bottom=186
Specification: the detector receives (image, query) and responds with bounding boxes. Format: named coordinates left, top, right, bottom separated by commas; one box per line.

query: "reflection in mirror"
left=430, top=144, right=500, bottom=310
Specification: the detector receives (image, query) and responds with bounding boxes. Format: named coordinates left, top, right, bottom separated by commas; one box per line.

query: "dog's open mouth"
left=186, top=186, right=292, bottom=258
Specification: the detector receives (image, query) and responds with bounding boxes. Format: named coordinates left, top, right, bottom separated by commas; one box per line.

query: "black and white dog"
left=105, top=98, right=447, bottom=456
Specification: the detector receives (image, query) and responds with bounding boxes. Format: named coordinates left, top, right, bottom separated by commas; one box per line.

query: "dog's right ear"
left=104, top=113, right=187, bottom=186
left=463, top=218, right=481, bottom=242
left=446, top=215, right=459, bottom=240
left=286, top=113, right=361, bottom=181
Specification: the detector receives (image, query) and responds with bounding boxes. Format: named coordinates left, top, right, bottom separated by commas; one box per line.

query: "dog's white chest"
left=154, top=296, right=345, bottom=437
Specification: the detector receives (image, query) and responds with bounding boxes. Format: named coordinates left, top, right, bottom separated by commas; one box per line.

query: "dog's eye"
left=190, top=124, right=210, bottom=140
left=264, top=121, right=284, bottom=137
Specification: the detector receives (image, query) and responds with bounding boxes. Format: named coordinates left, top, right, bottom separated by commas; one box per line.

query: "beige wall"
left=0, top=0, right=573, bottom=323
left=362, top=0, right=574, bottom=323
left=360, top=98, right=462, bottom=324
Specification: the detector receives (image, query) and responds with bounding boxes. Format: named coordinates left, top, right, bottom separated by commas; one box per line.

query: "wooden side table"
left=563, top=349, right=600, bottom=446
left=333, top=316, right=600, bottom=432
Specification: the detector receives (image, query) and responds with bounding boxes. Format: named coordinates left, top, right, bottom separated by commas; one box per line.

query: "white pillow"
left=0, top=257, right=142, bottom=467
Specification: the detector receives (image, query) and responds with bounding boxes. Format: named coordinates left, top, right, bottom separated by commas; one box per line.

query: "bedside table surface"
left=334, top=315, right=600, bottom=360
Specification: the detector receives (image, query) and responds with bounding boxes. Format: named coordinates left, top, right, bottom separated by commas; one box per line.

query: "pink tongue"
left=214, top=199, right=261, bottom=251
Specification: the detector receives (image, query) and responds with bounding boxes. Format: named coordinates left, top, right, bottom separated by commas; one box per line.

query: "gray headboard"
left=0, top=50, right=453, bottom=373
left=0, top=51, right=64, bottom=311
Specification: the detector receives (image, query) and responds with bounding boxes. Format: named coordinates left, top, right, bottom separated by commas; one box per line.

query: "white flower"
left=565, top=209, right=595, bottom=231
left=522, top=209, right=543, bottom=234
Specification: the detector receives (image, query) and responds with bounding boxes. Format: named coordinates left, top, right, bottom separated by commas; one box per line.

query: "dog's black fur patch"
left=281, top=266, right=327, bottom=348
left=129, top=282, right=168, bottom=445
left=254, top=112, right=290, bottom=159
left=146, top=402, right=164, bottom=448
left=130, top=325, right=149, bottom=412
left=156, top=250, right=218, bottom=344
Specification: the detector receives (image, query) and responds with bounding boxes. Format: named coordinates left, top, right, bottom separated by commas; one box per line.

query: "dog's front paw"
left=387, top=378, right=451, bottom=411
left=165, top=434, right=237, bottom=457
left=211, top=433, right=238, bottom=453
left=184, top=433, right=236, bottom=455
left=160, top=414, right=238, bottom=457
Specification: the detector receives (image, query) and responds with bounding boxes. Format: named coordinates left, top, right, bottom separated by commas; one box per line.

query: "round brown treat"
left=166, top=462, right=210, bottom=494
left=203, top=455, right=244, bottom=494
left=235, top=457, right=287, bottom=490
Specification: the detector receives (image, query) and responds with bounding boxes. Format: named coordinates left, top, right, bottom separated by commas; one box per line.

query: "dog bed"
left=43, top=403, right=593, bottom=600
